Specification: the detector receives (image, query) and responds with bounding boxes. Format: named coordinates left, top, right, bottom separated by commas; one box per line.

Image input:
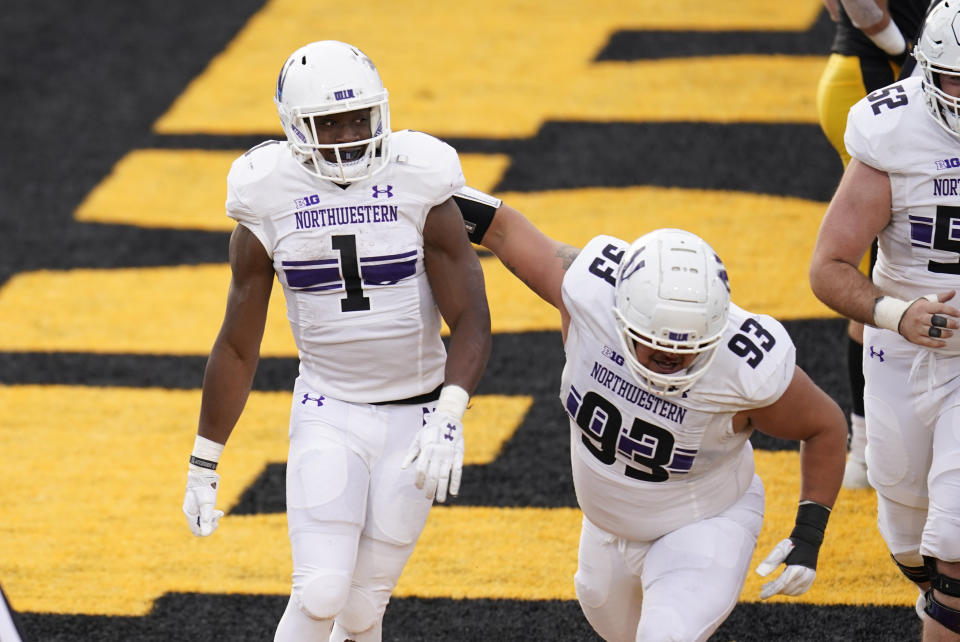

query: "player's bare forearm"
left=840, top=0, right=888, bottom=31
left=482, top=204, right=575, bottom=311
left=196, top=224, right=273, bottom=445
left=797, top=419, right=846, bottom=509
left=810, top=160, right=892, bottom=325
left=499, top=242, right=578, bottom=306
left=197, top=339, right=260, bottom=444
left=749, top=367, right=845, bottom=508
left=442, top=257, right=491, bottom=395
left=809, top=257, right=881, bottom=326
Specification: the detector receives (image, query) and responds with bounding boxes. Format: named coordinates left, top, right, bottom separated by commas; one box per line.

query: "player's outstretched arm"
left=746, top=366, right=847, bottom=599
left=184, top=223, right=274, bottom=536
left=478, top=203, right=577, bottom=321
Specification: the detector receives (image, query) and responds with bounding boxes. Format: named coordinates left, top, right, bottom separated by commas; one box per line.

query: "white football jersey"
left=560, top=236, right=795, bottom=541
left=225, top=130, right=465, bottom=403
left=846, top=76, right=960, bottom=352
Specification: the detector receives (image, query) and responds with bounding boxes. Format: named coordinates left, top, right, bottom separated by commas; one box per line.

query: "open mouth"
left=650, top=354, right=684, bottom=374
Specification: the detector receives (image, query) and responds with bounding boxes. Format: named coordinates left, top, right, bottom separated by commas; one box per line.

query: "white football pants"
left=863, top=326, right=960, bottom=563
left=274, top=378, right=435, bottom=642
left=574, top=474, right=764, bottom=642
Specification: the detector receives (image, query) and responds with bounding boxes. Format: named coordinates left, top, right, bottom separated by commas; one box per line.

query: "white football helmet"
left=916, top=0, right=960, bottom=138
left=612, top=228, right=731, bottom=396
left=274, top=40, right=391, bottom=182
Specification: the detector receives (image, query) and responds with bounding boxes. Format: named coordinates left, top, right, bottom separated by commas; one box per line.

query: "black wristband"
left=189, top=455, right=218, bottom=471
left=784, top=501, right=831, bottom=569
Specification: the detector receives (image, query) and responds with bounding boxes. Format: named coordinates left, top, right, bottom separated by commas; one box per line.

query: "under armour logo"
left=301, top=393, right=325, bottom=406
left=371, top=185, right=393, bottom=199
left=444, top=422, right=457, bottom=441
left=869, top=346, right=885, bottom=362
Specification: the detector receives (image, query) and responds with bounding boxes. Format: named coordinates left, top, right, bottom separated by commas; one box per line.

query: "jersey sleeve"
left=224, top=141, right=283, bottom=257
left=392, top=130, right=466, bottom=208
left=703, top=307, right=796, bottom=410
left=561, top=235, right=626, bottom=332
left=844, top=79, right=915, bottom=173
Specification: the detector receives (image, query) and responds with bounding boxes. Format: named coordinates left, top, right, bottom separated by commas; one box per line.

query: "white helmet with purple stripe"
left=612, top=228, right=730, bottom=396
left=274, top=40, right=390, bottom=182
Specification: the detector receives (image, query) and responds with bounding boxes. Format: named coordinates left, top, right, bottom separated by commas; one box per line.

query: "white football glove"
left=755, top=538, right=817, bottom=599
left=183, top=465, right=224, bottom=537
left=401, top=410, right=465, bottom=503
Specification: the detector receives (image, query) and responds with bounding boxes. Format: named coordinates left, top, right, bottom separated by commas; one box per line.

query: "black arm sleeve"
left=453, top=186, right=501, bottom=244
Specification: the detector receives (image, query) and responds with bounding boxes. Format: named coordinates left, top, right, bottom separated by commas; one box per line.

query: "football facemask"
left=274, top=40, right=391, bottom=182
left=612, top=228, right=731, bottom=396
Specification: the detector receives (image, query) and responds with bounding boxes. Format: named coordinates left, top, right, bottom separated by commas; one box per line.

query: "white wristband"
left=867, top=21, right=906, bottom=56
left=873, top=294, right=936, bottom=333
left=873, top=296, right=911, bottom=332
left=435, top=385, right=469, bottom=421
left=192, top=434, right=224, bottom=462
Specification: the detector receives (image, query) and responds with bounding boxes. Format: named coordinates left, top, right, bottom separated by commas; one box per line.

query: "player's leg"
left=863, top=328, right=938, bottom=624
left=331, top=404, right=434, bottom=642
left=845, top=321, right=870, bottom=488
left=573, top=515, right=645, bottom=642
left=634, top=474, right=764, bottom=642
left=846, top=237, right=881, bottom=489
left=878, top=493, right=931, bottom=621
left=920, top=397, right=960, bottom=638
left=863, top=329, right=934, bottom=507
left=275, top=388, right=372, bottom=642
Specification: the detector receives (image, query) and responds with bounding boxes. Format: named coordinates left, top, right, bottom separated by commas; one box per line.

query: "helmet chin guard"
left=274, top=40, right=391, bottom=182
left=612, top=229, right=731, bottom=396
left=916, top=1, right=960, bottom=139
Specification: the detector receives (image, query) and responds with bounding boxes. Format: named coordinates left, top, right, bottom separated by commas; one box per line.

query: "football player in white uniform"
left=461, top=200, right=846, bottom=641
left=811, top=2, right=960, bottom=637
left=180, top=41, right=491, bottom=642
left=816, top=0, right=931, bottom=491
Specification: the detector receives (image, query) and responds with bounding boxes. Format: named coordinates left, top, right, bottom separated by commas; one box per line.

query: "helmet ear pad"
left=613, top=229, right=730, bottom=396
left=916, top=1, right=960, bottom=138
left=274, top=40, right=391, bottom=182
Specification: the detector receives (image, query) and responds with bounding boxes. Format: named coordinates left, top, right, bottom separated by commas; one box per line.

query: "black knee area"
left=892, top=554, right=929, bottom=585
left=847, top=336, right=865, bottom=417
left=924, top=556, right=960, bottom=597
left=924, top=589, right=960, bottom=634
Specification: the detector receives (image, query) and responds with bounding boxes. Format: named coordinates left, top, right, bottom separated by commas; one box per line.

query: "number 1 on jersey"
left=332, top=234, right=371, bottom=312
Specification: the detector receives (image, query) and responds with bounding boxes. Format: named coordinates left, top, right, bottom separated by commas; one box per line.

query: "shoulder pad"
left=695, top=304, right=796, bottom=409
left=225, top=140, right=285, bottom=225
left=562, top=236, right=628, bottom=320
left=845, top=78, right=921, bottom=172
left=390, top=130, right=464, bottom=203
